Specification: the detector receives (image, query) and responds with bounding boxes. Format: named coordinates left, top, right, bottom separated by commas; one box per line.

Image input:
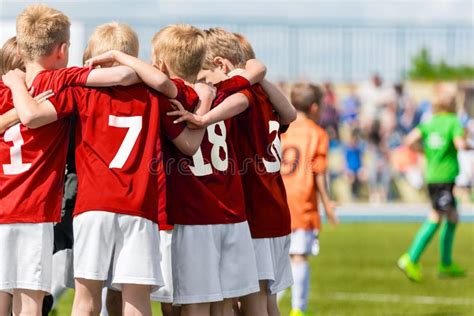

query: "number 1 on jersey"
left=3, top=124, right=32, bottom=175
left=108, top=115, right=142, bottom=169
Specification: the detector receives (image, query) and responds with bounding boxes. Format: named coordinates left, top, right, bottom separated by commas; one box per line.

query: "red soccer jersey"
left=0, top=67, right=91, bottom=224
left=163, top=75, right=251, bottom=225
left=232, top=84, right=291, bottom=238
left=158, top=78, right=200, bottom=230
left=49, top=82, right=185, bottom=224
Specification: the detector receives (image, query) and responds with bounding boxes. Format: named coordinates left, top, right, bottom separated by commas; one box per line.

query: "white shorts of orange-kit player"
left=171, top=221, right=259, bottom=305
left=151, top=230, right=173, bottom=303
left=0, top=223, right=54, bottom=293
left=289, top=229, right=320, bottom=256
left=73, top=211, right=163, bottom=291
left=252, top=234, right=294, bottom=294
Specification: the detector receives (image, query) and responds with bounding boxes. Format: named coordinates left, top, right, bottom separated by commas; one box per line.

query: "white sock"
left=291, top=260, right=310, bottom=311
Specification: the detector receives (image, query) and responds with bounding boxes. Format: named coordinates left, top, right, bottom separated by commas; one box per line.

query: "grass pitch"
left=52, top=223, right=474, bottom=315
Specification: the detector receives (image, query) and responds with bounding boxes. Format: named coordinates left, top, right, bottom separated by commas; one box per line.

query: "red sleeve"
left=171, top=78, right=199, bottom=111
left=151, top=91, right=187, bottom=141
left=33, top=67, right=93, bottom=118
left=215, top=75, right=251, bottom=104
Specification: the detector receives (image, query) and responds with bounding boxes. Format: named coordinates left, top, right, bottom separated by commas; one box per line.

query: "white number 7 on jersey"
left=108, top=115, right=142, bottom=169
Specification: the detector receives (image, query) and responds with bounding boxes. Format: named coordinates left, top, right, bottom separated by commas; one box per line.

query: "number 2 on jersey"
left=189, top=121, right=228, bottom=176
left=108, top=115, right=142, bottom=169
left=2, top=124, right=32, bottom=175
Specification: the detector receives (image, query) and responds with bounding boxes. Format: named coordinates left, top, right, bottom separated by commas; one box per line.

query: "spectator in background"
left=358, top=73, right=395, bottom=130
left=318, top=81, right=340, bottom=145
left=340, top=83, right=360, bottom=125
left=367, top=120, right=392, bottom=203
left=344, top=131, right=364, bottom=200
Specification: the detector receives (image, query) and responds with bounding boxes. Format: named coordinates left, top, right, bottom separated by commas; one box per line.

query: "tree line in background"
left=408, top=48, right=474, bottom=81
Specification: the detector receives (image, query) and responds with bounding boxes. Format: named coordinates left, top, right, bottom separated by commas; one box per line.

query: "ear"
left=213, top=57, right=228, bottom=73
left=158, top=59, right=169, bottom=75
left=58, top=43, right=68, bottom=59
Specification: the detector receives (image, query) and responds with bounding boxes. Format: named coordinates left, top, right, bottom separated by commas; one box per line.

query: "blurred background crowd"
left=279, top=77, right=474, bottom=204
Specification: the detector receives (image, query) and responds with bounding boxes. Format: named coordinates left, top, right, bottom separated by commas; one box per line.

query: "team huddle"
left=0, top=4, right=337, bottom=316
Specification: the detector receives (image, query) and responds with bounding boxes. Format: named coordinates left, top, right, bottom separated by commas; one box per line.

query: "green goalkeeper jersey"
left=417, top=112, right=464, bottom=184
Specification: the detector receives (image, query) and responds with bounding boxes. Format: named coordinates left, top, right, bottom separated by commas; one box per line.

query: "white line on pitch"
left=329, top=292, right=474, bottom=306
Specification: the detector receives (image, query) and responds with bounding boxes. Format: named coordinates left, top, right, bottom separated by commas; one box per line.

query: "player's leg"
left=239, top=281, right=268, bottom=315
left=121, top=284, right=152, bottom=316
left=72, top=278, right=104, bottom=315
left=439, top=184, right=465, bottom=277
left=12, top=289, right=45, bottom=316
left=0, top=291, right=12, bottom=315
left=181, top=303, right=210, bottom=316
left=106, top=288, right=122, bottom=316
left=210, top=298, right=234, bottom=316
left=267, top=294, right=281, bottom=316
left=398, top=184, right=442, bottom=281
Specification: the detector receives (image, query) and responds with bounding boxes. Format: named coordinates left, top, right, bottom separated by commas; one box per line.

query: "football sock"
left=291, top=260, right=310, bottom=311
left=440, top=221, right=457, bottom=266
left=407, top=220, right=440, bottom=263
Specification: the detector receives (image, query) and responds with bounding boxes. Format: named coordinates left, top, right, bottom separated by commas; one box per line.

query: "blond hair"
left=233, top=33, right=256, bottom=62
left=0, top=37, right=25, bottom=75
left=291, top=82, right=323, bottom=113
left=202, top=28, right=244, bottom=70
left=432, top=82, right=457, bottom=113
left=152, top=24, right=206, bottom=83
left=16, top=4, right=70, bottom=61
left=83, top=22, right=139, bottom=63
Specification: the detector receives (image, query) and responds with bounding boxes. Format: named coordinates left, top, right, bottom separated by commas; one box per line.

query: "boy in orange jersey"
left=281, top=82, right=339, bottom=316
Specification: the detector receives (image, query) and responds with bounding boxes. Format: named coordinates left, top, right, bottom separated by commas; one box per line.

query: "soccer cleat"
left=397, top=253, right=422, bottom=282
left=290, top=309, right=310, bottom=316
left=438, top=263, right=466, bottom=278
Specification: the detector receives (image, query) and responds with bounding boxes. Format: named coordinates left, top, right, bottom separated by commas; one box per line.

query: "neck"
left=169, top=72, right=194, bottom=86
left=297, top=111, right=308, bottom=119
left=24, top=59, right=52, bottom=87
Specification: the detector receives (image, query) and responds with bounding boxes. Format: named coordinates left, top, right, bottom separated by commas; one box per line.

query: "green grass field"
left=52, top=223, right=474, bottom=315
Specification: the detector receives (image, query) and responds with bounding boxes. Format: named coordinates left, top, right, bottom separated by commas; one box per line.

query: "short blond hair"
left=83, top=22, right=139, bottom=63
left=291, top=82, right=323, bottom=113
left=233, top=33, right=256, bottom=62
left=432, top=82, right=457, bottom=113
left=16, top=4, right=70, bottom=61
left=152, top=24, right=206, bottom=83
left=0, top=37, right=25, bottom=75
left=202, top=28, right=244, bottom=71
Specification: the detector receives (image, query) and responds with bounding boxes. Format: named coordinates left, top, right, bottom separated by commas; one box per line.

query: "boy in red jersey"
left=281, top=82, right=338, bottom=316
left=3, top=20, right=212, bottom=316
left=84, top=24, right=215, bottom=316
left=87, top=25, right=266, bottom=316
left=0, top=5, right=147, bottom=315
left=171, top=29, right=297, bottom=315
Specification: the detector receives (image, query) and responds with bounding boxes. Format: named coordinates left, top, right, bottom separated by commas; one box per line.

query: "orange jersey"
left=281, top=114, right=329, bottom=231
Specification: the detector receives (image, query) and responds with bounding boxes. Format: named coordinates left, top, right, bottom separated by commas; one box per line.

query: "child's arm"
left=85, top=50, right=177, bottom=98
left=167, top=92, right=249, bottom=129
left=170, top=83, right=214, bottom=156
left=315, top=173, right=339, bottom=226
left=86, top=65, right=140, bottom=87
left=0, top=89, right=54, bottom=133
left=404, top=128, right=422, bottom=149
left=2, top=70, right=58, bottom=128
left=235, top=59, right=267, bottom=85
left=260, top=79, right=297, bottom=125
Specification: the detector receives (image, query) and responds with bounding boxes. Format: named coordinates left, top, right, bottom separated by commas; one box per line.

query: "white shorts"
left=151, top=230, right=173, bottom=303
left=73, top=211, right=163, bottom=291
left=172, top=222, right=259, bottom=304
left=253, top=235, right=293, bottom=294
left=0, top=223, right=53, bottom=293
left=289, top=229, right=320, bottom=256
